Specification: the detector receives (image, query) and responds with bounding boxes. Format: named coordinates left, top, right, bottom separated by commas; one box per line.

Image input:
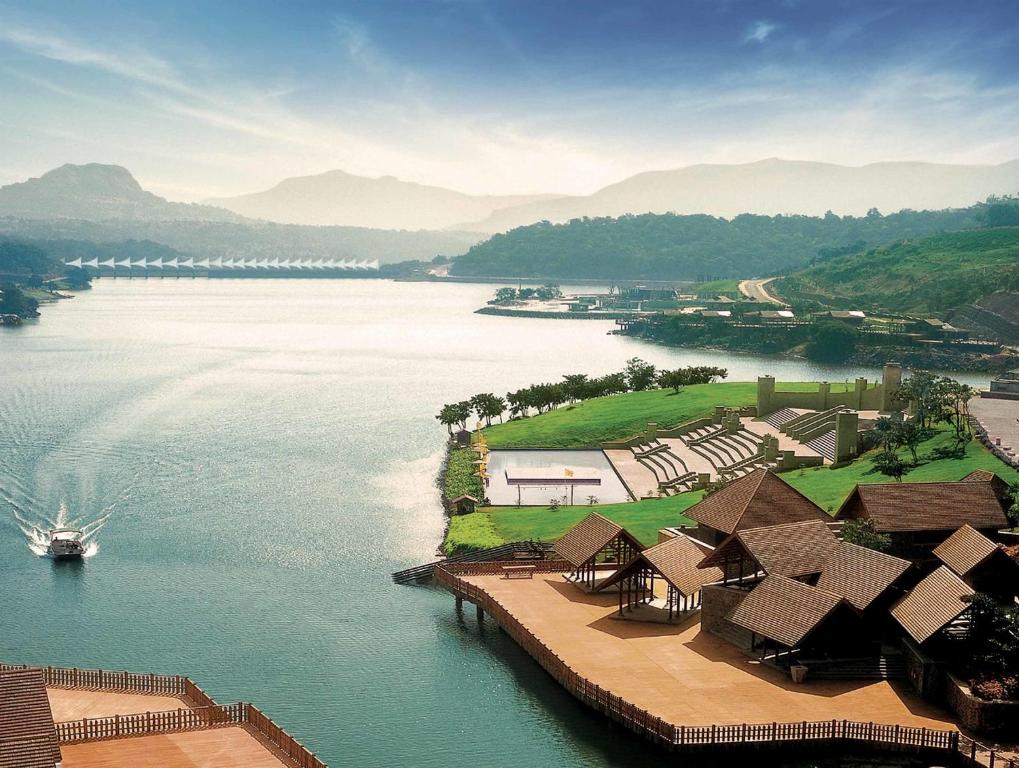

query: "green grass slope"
left=776, top=227, right=1019, bottom=315
left=482, top=381, right=848, bottom=449
left=445, top=427, right=1019, bottom=554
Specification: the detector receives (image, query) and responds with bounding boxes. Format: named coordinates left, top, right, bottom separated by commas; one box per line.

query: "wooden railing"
left=246, top=703, right=326, bottom=768
left=435, top=564, right=961, bottom=755
left=56, top=703, right=243, bottom=743
left=2, top=663, right=324, bottom=767
left=0, top=663, right=218, bottom=707
left=441, top=559, right=572, bottom=576
left=53, top=702, right=326, bottom=768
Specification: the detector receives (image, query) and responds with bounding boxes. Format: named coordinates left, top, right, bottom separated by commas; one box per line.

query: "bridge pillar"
left=476, top=605, right=485, bottom=624
left=455, top=596, right=463, bottom=614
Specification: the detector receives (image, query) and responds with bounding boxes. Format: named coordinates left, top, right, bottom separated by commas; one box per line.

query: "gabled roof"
left=727, top=575, right=844, bottom=648
left=449, top=494, right=478, bottom=503
left=933, top=524, right=1005, bottom=578
left=687, top=469, right=829, bottom=536
left=553, top=513, right=641, bottom=567
left=698, top=520, right=838, bottom=578
left=601, top=534, right=723, bottom=596
left=961, top=469, right=1011, bottom=501
left=835, top=479, right=1008, bottom=533
left=816, top=541, right=912, bottom=611
left=890, top=566, right=974, bottom=644
left=0, top=667, right=61, bottom=768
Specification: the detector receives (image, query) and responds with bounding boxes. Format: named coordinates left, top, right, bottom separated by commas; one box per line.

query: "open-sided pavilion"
left=600, top=534, right=723, bottom=622
left=553, top=512, right=643, bottom=592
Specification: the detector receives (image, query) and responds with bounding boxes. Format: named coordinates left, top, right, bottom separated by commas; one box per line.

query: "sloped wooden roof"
left=932, top=524, right=1003, bottom=577
left=553, top=512, right=641, bottom=567
left=601, top=534, right=723, bottom=596
left=890, top=566, right=974, bottom=644
left=835, top=479, right=1008, bottom=533
left=816, top=541, right=912, bottom=611
left=699, top=520, right=838, bottom=578
left=727, top=575, right=844, bottom=648
left=961, top=469, right=1011, bottom=501
left=0, top=667, right=61, bottom=768
left=686, top=469, right=828, bottom=536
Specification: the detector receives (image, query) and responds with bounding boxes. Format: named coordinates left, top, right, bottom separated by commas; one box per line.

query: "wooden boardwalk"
left=48, top=687, right=189, bottom=721
left=446, top=568, right=958, bottom=742
left=60, top=726, right=291, bottom=767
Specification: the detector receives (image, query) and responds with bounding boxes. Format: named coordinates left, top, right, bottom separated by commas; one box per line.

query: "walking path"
left=738, top=277, right=788, bottom=306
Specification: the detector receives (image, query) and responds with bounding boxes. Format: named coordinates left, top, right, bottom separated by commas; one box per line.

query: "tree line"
left=435, top=360, right=727, bottom=433
left=449, top=202, right=998, bottom=281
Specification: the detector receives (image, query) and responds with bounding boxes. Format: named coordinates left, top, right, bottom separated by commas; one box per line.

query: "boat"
left=48, top=528, right=85, bottom=559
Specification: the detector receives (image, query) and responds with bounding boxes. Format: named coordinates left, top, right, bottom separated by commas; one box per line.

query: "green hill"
left=450, top=205, right=989, bottom=281
left=775, top=227, right=1019, bottom=315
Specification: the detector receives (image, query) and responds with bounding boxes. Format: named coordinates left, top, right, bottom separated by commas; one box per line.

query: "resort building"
left=834, top=474, right=1010, bottom=558
left=683, top=468, right=830, bottom=547
left=599, top=533, right=721, bottom=622
left=0, top=667, right=61, bottom=768
left=891, top=566, right=974, bottom=647
left=932, top=523, right=1019, bottom=599
left=697, top=519, right=839, bottom=584
left=552, top=512, right=643, bottom=592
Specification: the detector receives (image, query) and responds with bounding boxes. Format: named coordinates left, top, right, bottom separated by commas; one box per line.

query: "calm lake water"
left=0, top=280, right=980, bottom=766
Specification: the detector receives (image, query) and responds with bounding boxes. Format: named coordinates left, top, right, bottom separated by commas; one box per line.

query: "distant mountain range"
left=205, top=170, right=556, bottom=230
left=455, top=158, right=1019, bottom=233
left=0, top=164, right=481, bottom=264
left=0, top=163, right=244, bottom=222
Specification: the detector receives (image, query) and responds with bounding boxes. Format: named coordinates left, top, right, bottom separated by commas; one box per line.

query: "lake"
left=0, top=279, right=982, bottom=767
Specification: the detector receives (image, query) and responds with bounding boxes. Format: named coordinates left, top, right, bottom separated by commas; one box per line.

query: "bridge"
left=65, top=256, right=380, bottom=275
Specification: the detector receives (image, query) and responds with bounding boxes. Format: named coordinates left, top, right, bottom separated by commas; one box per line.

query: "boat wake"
left=12, top=500, right=110, bottom=558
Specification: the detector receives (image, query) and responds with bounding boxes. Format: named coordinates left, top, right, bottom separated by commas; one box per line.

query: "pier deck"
left=48, top=687, right=191, bottom=721
left=60, top=726, right=292, bottom=767
left=460, top=571, right=955, bottom=730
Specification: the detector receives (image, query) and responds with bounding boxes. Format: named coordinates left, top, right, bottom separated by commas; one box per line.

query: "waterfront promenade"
left=459, top=571, right=953, bottom=729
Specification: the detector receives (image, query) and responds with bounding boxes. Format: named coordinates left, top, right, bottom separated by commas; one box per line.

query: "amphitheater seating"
left=630, top=440, right=695, bottom=495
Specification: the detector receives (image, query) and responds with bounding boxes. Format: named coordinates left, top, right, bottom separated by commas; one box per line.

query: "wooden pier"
left=434, top=562, right=981, bottom=761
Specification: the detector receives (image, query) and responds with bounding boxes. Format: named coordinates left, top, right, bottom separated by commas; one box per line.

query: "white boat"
left=48, top=528, right=85, bottom=559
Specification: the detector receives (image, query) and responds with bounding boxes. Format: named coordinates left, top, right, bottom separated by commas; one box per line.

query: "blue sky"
left=1, top=0, right=1018, bottom=199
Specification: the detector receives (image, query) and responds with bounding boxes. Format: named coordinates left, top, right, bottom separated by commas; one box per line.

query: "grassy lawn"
left=691, top=278, right=741, bottom=296
left=444, top=426, right=1019, bottom=554
left=444, top=493, right=702, bottom=554
left=482, top=381, right=851, bottom=449
left=782, top=428, right=1019, bottom=513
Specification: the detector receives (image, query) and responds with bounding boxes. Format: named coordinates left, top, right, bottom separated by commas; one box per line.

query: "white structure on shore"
left=65, top=256, right=380, bottom=273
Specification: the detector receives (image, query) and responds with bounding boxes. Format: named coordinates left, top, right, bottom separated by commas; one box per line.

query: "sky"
left=1, top=0, right=1018, bottom=201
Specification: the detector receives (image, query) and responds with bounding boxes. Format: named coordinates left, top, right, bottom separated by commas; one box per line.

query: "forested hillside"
left=774, top=227, right=1019, bottom=314
left=450, top=205, right=988, bottom=280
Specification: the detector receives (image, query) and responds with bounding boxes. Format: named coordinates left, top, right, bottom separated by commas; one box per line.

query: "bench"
left=501, top=565, right=536, bottom=579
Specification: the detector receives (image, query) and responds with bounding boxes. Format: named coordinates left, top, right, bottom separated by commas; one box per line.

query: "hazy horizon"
left=2, top=1, right=1019, bottom=202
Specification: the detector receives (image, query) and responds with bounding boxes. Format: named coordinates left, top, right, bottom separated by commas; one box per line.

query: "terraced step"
left=764, top=408, right=800, bottom=429
left=806, top=429, right=837, bottom=462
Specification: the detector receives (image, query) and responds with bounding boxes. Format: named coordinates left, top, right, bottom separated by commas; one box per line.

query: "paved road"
left=738, top=277, right=788, bottom=306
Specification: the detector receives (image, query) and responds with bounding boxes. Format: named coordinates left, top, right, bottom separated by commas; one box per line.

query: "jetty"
left=434, top=562, right=1017, bottom=766
left=0, top=663, right=324, bottom=768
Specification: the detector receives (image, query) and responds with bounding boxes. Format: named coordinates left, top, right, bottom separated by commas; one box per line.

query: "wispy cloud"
left=744, top=20, right=778, bottom=44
